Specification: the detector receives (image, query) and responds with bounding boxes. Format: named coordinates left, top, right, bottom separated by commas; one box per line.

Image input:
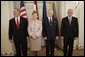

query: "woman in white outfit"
left=28, top=11, right=42, bottom=56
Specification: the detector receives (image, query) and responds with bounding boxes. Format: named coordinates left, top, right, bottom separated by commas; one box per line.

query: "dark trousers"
left=63, top=36, right=74, bottom=56
left=13, top=38, right=27, bottom=56
left=45, top=39, right=55, bottom=56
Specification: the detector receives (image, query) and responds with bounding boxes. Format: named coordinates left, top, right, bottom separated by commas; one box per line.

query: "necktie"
left=50, top=17, right=52, bottom=25
left=16, top=17, right=19, bottom=29
left=50, top=17, right=52, bottom=24
left=69, top=18, right=71, bottom=25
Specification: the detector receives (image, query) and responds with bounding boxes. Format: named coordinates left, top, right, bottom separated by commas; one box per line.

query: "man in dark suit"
left=61, top=9, right=79, bottom=56
left=42, top=10, right=59, bottom=56
left=9, top=8, right=28, bottom=56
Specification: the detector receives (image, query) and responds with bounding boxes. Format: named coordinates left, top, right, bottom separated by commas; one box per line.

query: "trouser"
left=63, top=36, right=74, bottom=56
left=45, top=39, right=55, bottom=56
left=13, top=38, right=27, bottom=56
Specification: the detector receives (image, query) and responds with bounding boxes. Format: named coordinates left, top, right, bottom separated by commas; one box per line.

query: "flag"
left=42, top=1, right=47, bottom=21
left=20, top=1, right=28, bottom=19
left=53, top=1, right=58, bottom=19
left=49, top=1, right=58, bottom=19
left=34, top=1, right=39, bottom=19
left=42, top=1, right=47, bottom=37
left=49, top=1, right=54, bottom=10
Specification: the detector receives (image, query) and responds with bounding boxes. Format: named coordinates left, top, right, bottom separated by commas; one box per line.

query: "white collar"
left=68, top=16, right=72, bottom=19
left=15, top=16, right=20, bottom=19
left=15, top=16, right=20, bottom=23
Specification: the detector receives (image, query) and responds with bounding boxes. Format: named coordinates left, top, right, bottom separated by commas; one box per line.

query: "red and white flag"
left=20, top=1, right=28, bottom=19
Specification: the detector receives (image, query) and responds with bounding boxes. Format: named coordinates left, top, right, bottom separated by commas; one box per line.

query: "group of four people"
left=9, top=8, right=78, bottom=56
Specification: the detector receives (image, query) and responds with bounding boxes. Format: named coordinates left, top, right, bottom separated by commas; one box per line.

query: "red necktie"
left=16, top=17, right=19, bottom=29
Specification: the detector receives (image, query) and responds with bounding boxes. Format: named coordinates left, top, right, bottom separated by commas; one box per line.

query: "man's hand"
left=9, top=39, right=12, bottom=43
left=26, top=37, right=29, bottom=39
left=56, top=36, right=59, bottom=40
left=75, top=37, right=78, bottom=40
left=32, top=34, right=37, bottom=40
left=44, top=37, right=47, bottom=40
left=61, top=36, right=64, bottom=40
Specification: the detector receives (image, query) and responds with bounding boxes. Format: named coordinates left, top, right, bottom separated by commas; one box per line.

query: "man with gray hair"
left=61, top=9, right=79, bottom=56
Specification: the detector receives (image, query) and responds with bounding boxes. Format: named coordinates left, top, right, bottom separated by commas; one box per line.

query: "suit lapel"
left=47, top=17, right=50, bottom=25
left=71, top=17, right=74, bottom=26
left=14, top=17, right=21, bottom=28
left=13, top=18, right=17, bottom=28
left=66, top=17, right=69, bottom=25
left=19, top=17, right=22, bottom=28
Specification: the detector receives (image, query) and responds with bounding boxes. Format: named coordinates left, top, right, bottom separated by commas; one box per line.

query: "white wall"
left=1, top=1, right=14, bottom=55
left=78, top=1, right=84, bottom=49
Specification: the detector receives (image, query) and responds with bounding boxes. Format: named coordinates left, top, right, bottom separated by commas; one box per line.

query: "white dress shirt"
left=48, top=17, right=52, bottom=23
left=15, top=16, right=20, bottom=24
left=68, top=16, right=72, bottom=24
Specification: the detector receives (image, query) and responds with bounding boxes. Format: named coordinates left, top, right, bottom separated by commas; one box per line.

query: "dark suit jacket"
left=42, top=16, right=59, bottom=40
left=9, top=17, right=28, bottom=40
left=61, top=16, right=79, bottom=38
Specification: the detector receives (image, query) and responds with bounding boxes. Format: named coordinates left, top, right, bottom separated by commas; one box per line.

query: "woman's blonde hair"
left=32, top=11, right=38, bottom=15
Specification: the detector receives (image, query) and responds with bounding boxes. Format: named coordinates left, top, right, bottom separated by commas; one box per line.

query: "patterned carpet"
left=1, top=46, right=84, bottom=56
left=28, top=46, right=84, bottom=56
